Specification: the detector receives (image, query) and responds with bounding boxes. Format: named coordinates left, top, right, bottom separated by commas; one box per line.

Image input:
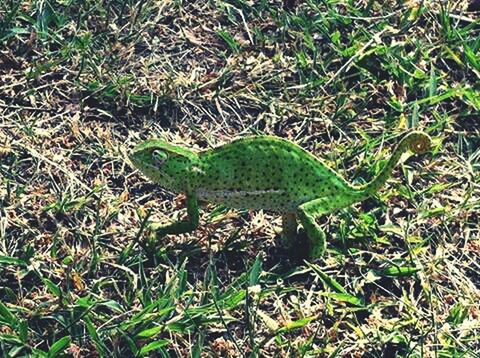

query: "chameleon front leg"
left=149, top=193, right=200, bottom=240
left=297, top=198, right=337, bottom=259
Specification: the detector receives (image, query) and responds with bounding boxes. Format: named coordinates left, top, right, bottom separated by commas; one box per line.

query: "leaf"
left=18, top=320, right=28, bottom=343
left=76, top=295, right=94, bottom=308
left=120, top=304, right=174, bottom=331
left=191, top=331, right=204, bottom=358
left=223, top=290, right=246, bottom=309
left=331, top=30, right=341, bottom=45
left=43, top=278, right=61, bottom=298
left=443, top=46, right=462, bottom=66
left=296, top=51, right=309, bottom=69
left=139, top=339, right=170, bottom=356
left=84, top=315, right=108, bottom=357
left=257, top=310, right=279, bottom=332
left=307, top=263, right=347, bottom=294
left=166, top=321, right=190, bottom=333
left=426, top=183, right=452, bottom=194
left=415, top=88, right=461, bottom=106
left=379, top=224, right=404, bottom=236
left=463, top=88, right=480, bottom=110
left=31, top=348, right=48, bottom=357
left=463, top=44, right=480, bottom=71
left=307, top=263, right=364, bottom=306
left=0, top=301, right=17, bottom=326
left=249, top=256, right=262, bottom=286
left=447, top=303, right=468, bottom=326
left=0, top=256, right=27, bottom=266
left=99, top=300, right=124, bottom=313
left=429, top=66, right=437, bottom=97
left=9, top=27, right=30, bottom=35
left=278, top=316, right=316, bottom=333
left=47, top=336, right=71, bottom=358
left=0, top=334, right=22, bottom=344
left=321, top=292, right=365, bottom=307
left=176, top=261, right=188, bottom=298
left=137, top=326, right=163, bottom=338
left=379, top=266, right=419, bottom=277
left=419, top=206, right=447, bottom=218
left=8, top=345, right=25, bottom=357
left=217, top=30, right=239, bottom=53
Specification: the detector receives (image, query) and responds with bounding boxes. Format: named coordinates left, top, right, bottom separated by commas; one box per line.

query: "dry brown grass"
left=1, top=0, right=479, bottom=356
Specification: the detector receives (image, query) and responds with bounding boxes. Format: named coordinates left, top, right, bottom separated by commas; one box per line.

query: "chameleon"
left=129, top=131, right=431, bottom=259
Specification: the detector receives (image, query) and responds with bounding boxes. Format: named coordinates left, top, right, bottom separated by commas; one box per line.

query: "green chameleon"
left=130, top=131, right=431, bottom=258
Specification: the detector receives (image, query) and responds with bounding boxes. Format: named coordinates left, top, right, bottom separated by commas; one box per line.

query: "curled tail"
left=355, top=131, right=431, bottom=196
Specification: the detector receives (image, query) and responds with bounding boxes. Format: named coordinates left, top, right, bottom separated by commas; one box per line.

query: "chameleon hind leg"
left=297, top=198, right=338, bottom=259
left=280, top=213, right=298, bottom=248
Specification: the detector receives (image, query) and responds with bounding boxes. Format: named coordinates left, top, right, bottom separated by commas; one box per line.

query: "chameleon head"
left=129, top=139, right=200, bottom=192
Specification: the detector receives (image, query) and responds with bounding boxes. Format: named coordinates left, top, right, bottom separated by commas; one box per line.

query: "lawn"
left=0, top=0, right=479, bottom=356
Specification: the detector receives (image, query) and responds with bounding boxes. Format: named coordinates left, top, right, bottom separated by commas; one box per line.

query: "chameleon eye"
left=152, top=150, right=168, bottom=166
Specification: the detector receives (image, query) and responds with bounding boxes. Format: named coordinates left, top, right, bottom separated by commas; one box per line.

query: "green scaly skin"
left=129, top=131, right=431, bottom=259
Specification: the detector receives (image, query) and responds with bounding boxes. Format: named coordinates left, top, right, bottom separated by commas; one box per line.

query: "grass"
left=0, top=0, right=479, bottom=356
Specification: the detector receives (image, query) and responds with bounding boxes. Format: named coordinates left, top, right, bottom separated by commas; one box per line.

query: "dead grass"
left=0, top=0, right=479, bottom=356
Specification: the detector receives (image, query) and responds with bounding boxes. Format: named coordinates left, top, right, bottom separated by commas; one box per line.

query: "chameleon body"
left=130, top=131, right=431, bottom=258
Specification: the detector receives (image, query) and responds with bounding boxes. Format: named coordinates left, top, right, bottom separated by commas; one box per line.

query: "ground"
left=0, top=0, right=479, bottom=357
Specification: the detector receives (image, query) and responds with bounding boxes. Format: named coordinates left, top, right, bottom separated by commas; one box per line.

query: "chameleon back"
left=194, top=136, right=351, bottom=213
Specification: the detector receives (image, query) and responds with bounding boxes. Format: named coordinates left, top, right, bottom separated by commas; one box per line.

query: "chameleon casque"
left=130, top=131, right=431, bottom=259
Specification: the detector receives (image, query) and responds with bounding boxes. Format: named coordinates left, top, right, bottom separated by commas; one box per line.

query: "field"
left=1, top=0, right=479, bottom=356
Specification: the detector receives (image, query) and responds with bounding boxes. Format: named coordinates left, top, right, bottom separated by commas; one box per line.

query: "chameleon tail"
left=356, top=131, right=431, bottom=196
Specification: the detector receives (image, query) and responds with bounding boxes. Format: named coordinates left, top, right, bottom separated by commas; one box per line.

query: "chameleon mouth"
left=134, top=160, right=174, bottom=184
left=128, top=153, right=153, bottom=170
